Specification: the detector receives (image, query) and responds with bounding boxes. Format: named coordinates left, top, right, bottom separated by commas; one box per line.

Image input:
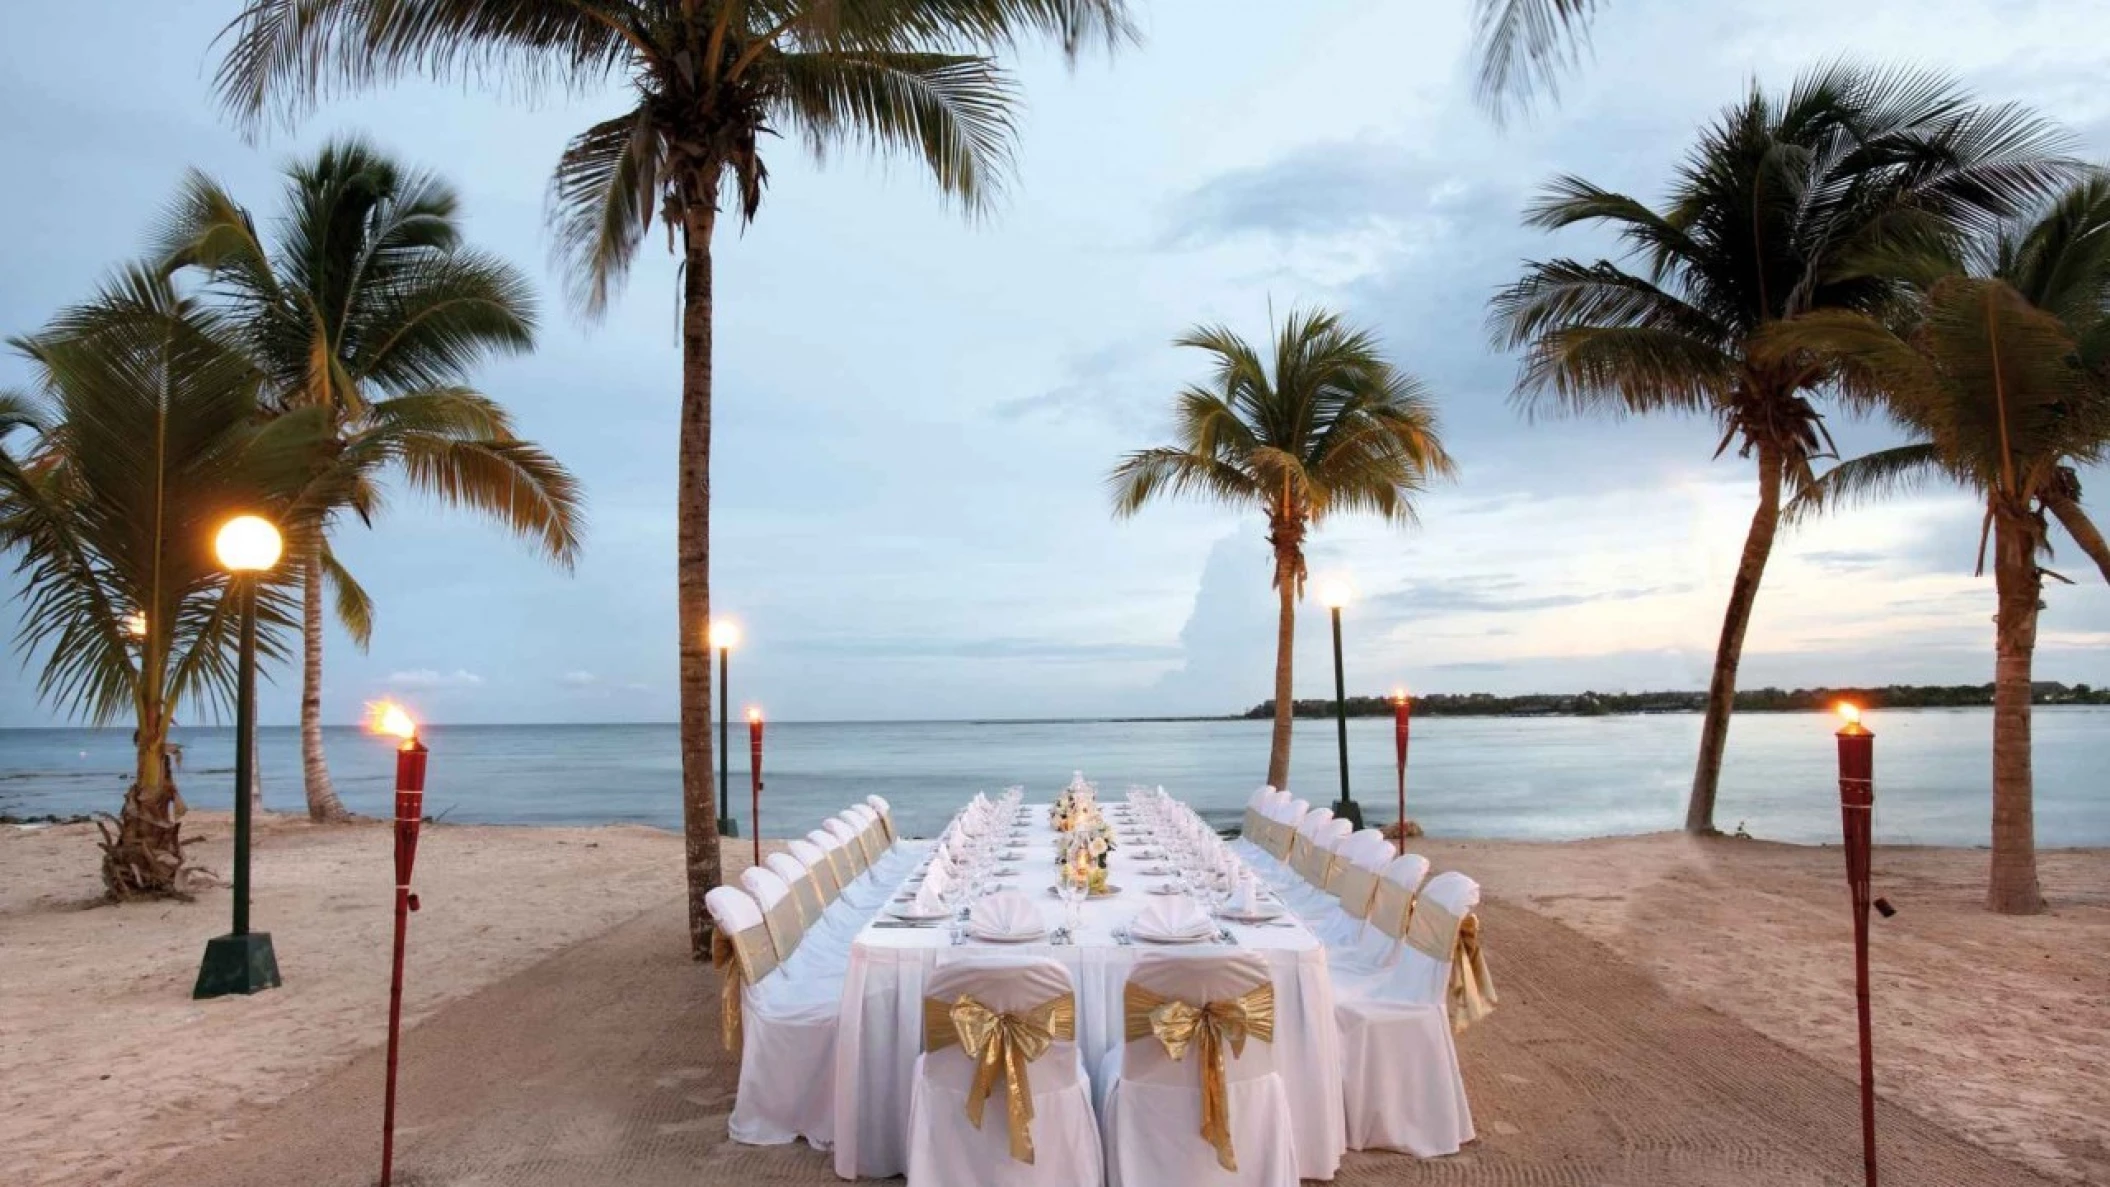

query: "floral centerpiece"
left=1049, top=771, right=1098, bottom=832
left=1054, top=817, right=1117, bottom=893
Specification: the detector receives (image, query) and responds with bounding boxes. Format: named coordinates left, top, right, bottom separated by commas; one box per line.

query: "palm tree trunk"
left=1687, top=442, right=1784, bottom=835
left=300, top=551, right=349, bottom=821
left=101, top=702, right=187, bottom=899
left=1267, top=546, right=1297, bottom=790
left=1987, top=502, right=2044, bottom=914
left=678, top=197, right=722, bottom=961
left=2045, top=492, right=2110, bottom=584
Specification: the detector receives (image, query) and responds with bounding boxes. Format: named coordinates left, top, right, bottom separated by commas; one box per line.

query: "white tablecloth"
left=831, top=803, right=1347, bottom=1180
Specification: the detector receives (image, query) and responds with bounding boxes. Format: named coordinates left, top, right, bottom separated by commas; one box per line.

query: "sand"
left=3, top=816, right=2104, bottom=1185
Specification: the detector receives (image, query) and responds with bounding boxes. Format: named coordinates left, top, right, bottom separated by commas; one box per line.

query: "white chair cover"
left=814, top=827, right=887, bottom=910
left=741, top=865, right=851, bottom=976
left=1303, top=829, right=1392, bottom=944
left=1336, top=871, right=1481, bottom=1157
left=1096, top=952, right=1298, bottom=1187
left=1281, top=818, right=1352, bottom=910
left=906, top=957, right=1102, bottom=1187
left=705, top=887, right=839, bottom=1150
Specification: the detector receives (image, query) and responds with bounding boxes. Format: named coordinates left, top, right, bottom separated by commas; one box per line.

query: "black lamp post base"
left=193, top=932, right=282, bottom=999
left=720, top=818, right=740, bottom=838
left=1331, top=800, right=1365, bottom=830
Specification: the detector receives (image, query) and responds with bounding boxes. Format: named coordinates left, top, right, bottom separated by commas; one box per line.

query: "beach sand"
left=2, top=815, right=2103, bottom=1184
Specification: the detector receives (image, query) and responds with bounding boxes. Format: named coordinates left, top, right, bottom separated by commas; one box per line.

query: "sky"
left=2, top=0, right=2108, bottom=727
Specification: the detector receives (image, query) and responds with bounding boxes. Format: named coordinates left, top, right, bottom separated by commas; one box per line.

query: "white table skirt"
left=831, top=804, right=1346, bottom=1181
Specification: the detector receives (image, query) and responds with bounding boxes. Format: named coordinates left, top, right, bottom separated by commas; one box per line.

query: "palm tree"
left=157, top=140, right=584, bottom=823
left=1469, top=0, right=1603, bottom=120
left=1761, top=177, right=2110, bottom=914
left=213, top=0, right=1136, bottom=958
left=1108, top=309, right=1455, bottom=790
left=0, top=269, right=321, bottom=896
left=1489, top=64, right=2075, bottom=835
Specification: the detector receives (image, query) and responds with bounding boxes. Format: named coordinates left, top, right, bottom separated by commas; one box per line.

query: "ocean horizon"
left=4, top=707, right=2105, bottom=849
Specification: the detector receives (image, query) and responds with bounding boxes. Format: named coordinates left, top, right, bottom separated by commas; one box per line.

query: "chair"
left=704, top=886, right=839, bottom=1150
left=789, top=836, right=847, bottom=908
left=811, top=828, right=886, bottom=910
left=906, top=957, right=1102, bottom=1187
left=844, top=804, right=888, bottom=872
left=1301, top=829, right=1392, bottom=943
left=1096, top=952, right=1298, bottom=1187
left=740, top=865, right=850, bottom=977
left=1232, top=786, right=1276, bottom=861
left=765, top=851, right=840, bottom=936
left=1332, top=853, right=1431, bottom=973
left=1335, top=872, right=1491, bottom=1157
left=826, top=815, right=873, bottom=879
left=1281, top=818, right=1351, bottom=909
left=1268, top=808, right=1331, bottom=891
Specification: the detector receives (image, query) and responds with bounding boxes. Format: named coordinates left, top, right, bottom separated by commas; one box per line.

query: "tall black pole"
left=717, top=647, right=737, bottom=837
left=194, top=572, right=279, bottom=998
left=1329, top=605, right=1360, bottom=828
left=233, top=576, right=256, bottom=936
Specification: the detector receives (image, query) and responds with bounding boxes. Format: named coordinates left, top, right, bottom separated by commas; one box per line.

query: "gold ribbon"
left=762, top=893, right=804, bottom=964
left=1284, top=833, right=1312, bottom=876
left=877, top=811, right=895, bottom=844
left=1315, top=850, right=1343, bottom=892
left=1123, top=982, right=1277, bottom=1171
left=858, top=824, right=883, bottom=867
left=923, top=992, right=1076, bottom=1163
left=710, top=922, right=779, bottom=1051
left=1331, top=865, right=1379, bottom=920
left=1406, top=902, right=1499, bottom=1033
left=788, top=871, right=827, bottom=926
left=1370, top=880, right=1416, bottom=940
left=1241, top=808, right=1261, bottom=844
left=820, top=846, right=852, bottom=896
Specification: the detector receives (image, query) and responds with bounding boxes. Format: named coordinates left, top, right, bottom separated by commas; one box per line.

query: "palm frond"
left=1785, top=443, right=1948, bottom=524
left=777, top=49, right=1019, bottom=217
left=1469, top=0, right=1600, bottom=124
left=320, top=543, right=374, bottom=649
left=391, top=435, right=585, bottom=567
left=548, top=107, right=665, bottom=318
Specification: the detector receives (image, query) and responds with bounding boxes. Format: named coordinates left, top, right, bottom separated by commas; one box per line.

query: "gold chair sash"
left=1284, top=833, right=1312, bottom=876
left=823, top=845, right=854, bottom=893
left=1268, top=821, right=1295, bottom=860
left=1370, top=879, right=1416, bottom=940
left=1314, top=850, right=1343, bottom=892
left=1331, top=865, right=1379, bottom=921
left=761, top=894, right=804, bottom=964
left=857, top=824, right=883, bottom=868
left=877, top=811, right=896, bottom=844
left=789, top=871, right=827, bottom=926
left=709, top=921, right=778, bottom=1050
left=841, top=833, right=869, bottom=876
left=923, top=991, right=1077, bottom=1164
left=1240, top=808, right=1261, bottom=843
left=1406, top=902, right=1499, bottom=1033
left=1123, top=981, right=1276, bottom=1171
left=809, top=852, right=843, bottom=902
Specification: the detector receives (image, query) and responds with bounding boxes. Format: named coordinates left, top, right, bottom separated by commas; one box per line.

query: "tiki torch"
left=748, top=707, right=765, bottom=867
left=1393, top=688, right=1412, bottom=855
left=1836, top=702, right=1877, bottom=1186
left=370, top=701, right=427, bottom=1187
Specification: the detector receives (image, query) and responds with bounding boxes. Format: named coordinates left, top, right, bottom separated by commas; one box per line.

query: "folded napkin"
left=1224, top=875, right=1267, bottom=917
left=910, top=878, right=951, bottom=914
left=921, top=861, right=953, bottom=896
left=969, top=889, right=1045, bottom=941
left=1131, top=895, right=1215, bottom=941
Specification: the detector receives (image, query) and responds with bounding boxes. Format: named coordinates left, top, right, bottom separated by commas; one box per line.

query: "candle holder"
left=1392, top=689, right=1413, bottom=854
left=748, top=707, right=765, bottom=867
left=371, top=703, right=427, bottom=1187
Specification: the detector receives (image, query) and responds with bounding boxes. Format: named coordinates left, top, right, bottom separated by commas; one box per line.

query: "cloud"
left=386, top=668, right=486, bottom=690
left=559, top=670, right=600, bottom=689
left=778, top=636, right=1182, bottom=664
left=1373, top=575, right=1697, bottom=618
left=991, top=337, right=1183, bottom=433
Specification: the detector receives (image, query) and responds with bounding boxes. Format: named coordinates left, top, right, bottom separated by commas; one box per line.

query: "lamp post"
left=747, top=707, right=765, bottom=867
left=369, top=702, right=427, bottom=1187
left=711, top=620, right=741, bottom=838
left=1836, top=702, right=1879, bottom=1186
left=193, top=515, right=284, bottom=1000
left=1392, top=687, right=1412, bottom=853
left=1316, top=579, right=1362, bottom=829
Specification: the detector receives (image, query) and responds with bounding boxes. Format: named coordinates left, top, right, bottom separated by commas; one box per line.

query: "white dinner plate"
left=1216, top=906, right=1285, bottom=923
left=1147, top=884, right=1183, bottom=896
left=1131, top=930, right=1212, bottom=944
left=887, top=905, right=953, bottom=921
left=971, top=929, right=1046, bottom=944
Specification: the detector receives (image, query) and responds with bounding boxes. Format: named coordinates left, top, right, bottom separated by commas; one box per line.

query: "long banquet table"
left=831, top=801, right=1347, bottom=1181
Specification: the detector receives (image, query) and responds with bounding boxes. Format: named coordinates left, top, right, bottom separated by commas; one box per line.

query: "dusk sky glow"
left=2, top=0, right=2106, bottom=726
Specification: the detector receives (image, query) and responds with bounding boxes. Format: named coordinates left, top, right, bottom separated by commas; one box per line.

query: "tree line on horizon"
left=1246, top=682, right=2110, bottom=721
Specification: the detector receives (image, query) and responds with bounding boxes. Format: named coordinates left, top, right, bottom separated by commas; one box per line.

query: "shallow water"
left=2, top=708, right=2103, bottom=847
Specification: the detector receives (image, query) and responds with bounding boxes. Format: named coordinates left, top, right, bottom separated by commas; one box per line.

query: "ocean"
left=2, top=709, right=2104, bottom=848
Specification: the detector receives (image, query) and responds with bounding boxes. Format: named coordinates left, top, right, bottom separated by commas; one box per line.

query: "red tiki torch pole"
left=1392, top=688, right=1412, bottom=855
left=371, top=702, right=427, bottom=1187
left=748, top=707, right=765, bottom=867
left=1835, top=702, right=1877, bottom=1187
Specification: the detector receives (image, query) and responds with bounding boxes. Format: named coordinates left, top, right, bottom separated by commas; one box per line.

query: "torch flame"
left=366, top=700, right=419, bottom=748
left=746, top=706, right=763, bottom=724
left=1836, top=701, right=1861, bottom=727
left=1393, top=686, right=1408, bottom=704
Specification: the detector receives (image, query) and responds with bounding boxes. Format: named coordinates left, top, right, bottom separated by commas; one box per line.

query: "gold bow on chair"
left=1407, top=901, right=1499, bottom=1033
left=1123, top=982, right=1277, bottom=1171
left=923, top=992, right=1077, bottom=1164
left=710, top=922, right=780, bottom=1051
